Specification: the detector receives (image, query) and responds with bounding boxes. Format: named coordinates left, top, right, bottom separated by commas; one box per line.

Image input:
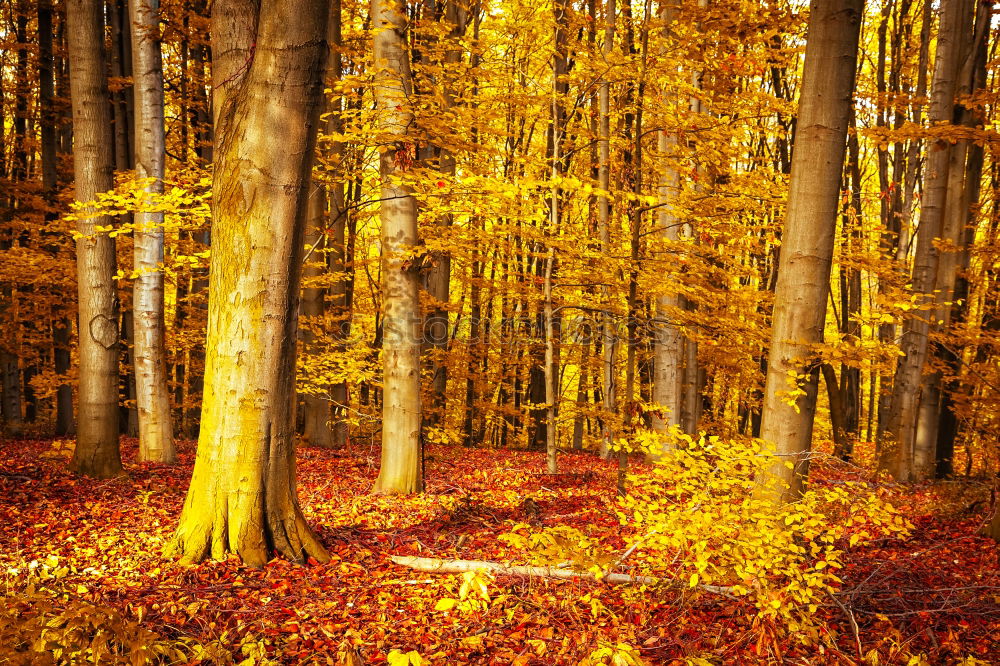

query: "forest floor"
left=1, top=436, right=999, bottom=665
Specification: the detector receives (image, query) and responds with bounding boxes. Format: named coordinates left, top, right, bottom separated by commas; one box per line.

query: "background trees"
left=0, top=0, right=997, bottom=532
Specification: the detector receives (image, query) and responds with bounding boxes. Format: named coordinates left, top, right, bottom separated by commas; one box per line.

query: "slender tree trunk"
left=821, top=363, right=849, bottom=455
left=372, top=0, right=423, bottom=493
left=598, top=0, right=617, bottom=459
left=38, top=0, right=75, bottom=436
left=880, top=0, right=971, bottom=481
left=571, top=327, right=590, bottom=450
left=130, top=0, right=175, bottom=462
left=169, top=0, right=332, bottom=566
left=756, top=0, right=862, bottom=503
left=650, top=1, right=684, bottom=444
left=67, top=0, right=122, bottom=478
left=301, top=2, right=344, bottom=449
left=913, top=0, right=988, bottom=478
left=463, top=230, right=484, bottom=447
left=300, top=184, right=335, bottom=448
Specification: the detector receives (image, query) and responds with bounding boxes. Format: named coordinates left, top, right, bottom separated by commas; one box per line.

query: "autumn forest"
left=1, top=0, right=999, bottom=662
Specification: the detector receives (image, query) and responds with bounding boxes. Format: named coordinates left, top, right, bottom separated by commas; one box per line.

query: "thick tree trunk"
left=756, top=0, right=862, bottom=503
left=372, top=0, right=423, bottom=494
left=130, top=0, right=175, bottom=462
left=67, top=0, right=122, bottom=478
left=169, top=0, right=332, bottom=566
left=880, top=0, right=971, bottom=481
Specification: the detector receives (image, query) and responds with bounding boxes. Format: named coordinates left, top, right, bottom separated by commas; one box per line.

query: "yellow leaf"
left=688, top=573, right=699, bottom=587
left=434, top=598, right=457, bottom=611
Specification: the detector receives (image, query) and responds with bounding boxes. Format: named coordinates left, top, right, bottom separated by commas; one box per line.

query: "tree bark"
left=130, top=0, right=175, bottom=462
left=372, top=0, right=423, bottom=494
left=169, top=0, right=332, bottom=566
left=67, top=0, right=123, bottom=478
left=756, top=0, right=862, bottom=503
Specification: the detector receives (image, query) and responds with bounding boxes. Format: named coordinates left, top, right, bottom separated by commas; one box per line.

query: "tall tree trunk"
left=130, top=0, right=175, bottom=462
left=463, top=228, right=484, bottom=447
left=1, top=38, right=23, bottom=437
left=598, top=0, right=617, bottom=459
left=913, top=0, right=988, bottom=478
left=301, top=1, right=344, bottom=449
left=756, top=0, right=862, bottom=503
left=39, top=0, right=75, bottom=436
left=169, top=0, right=332, bottom=565
left=372, top=0, right=423, bottom=494
left=880, top=0, right=971, bottom=481
left=650, top=0, right=684, bottom=444
left=67, top=0, right=122, bottom=478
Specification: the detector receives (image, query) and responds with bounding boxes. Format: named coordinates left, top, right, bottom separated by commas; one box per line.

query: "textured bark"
left=372, top=0, right=423, bottom=494
left=756, top=0, right=862, bottom=502
left=169, top=0, right=332, bottom=566
left=67, top=0, right=122, bottom=478
left=130, top=0, right=175, bottom=462
left=880, top=0, right=971, bottom=481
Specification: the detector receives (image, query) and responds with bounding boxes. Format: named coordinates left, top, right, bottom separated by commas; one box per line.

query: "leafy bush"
left=619, top=430, right=910, bottom=629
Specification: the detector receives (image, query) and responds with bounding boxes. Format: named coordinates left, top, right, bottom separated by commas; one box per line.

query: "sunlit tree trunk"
left=67, top=0, right=122, bottom=478
left=880, top=0, right=970, bottom=481
left=650, top=1, right=683, bottom=445
left=756, top=0, right=862, bottom=503
left=169, top=0, right=332, bottom=566
left=372, top=0, right=423, bottom=494
left=130, top=0, right=175, bottom=462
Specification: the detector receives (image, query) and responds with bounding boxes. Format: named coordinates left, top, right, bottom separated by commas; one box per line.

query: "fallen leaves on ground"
left=1, top=437, right=998, bottom=664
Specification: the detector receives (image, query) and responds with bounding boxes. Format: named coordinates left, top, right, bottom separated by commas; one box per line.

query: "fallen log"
left=389, top=556, right=737, bottom=597
left=390, top=555, right=655, bottom=585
